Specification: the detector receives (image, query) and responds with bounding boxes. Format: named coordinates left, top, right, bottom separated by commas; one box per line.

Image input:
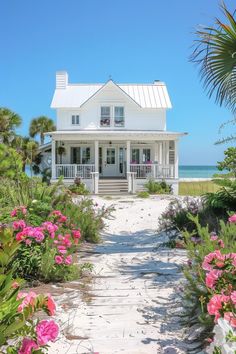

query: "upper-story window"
left=100, top=106, right=124, bottom=127
left=114, top=106, right=124, bottom=127
left=72, top=115, right=80, bottom=125
left=100, top=106, right=111, bottom=127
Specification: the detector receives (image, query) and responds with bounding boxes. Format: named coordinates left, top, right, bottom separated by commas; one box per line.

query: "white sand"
left=49, top=196, right=189, bottom=354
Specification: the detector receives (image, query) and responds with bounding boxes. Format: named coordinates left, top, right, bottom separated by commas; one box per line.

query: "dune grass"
left=179, top=181, right=220, bottom=196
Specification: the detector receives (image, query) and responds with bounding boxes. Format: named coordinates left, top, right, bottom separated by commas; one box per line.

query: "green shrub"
left=137, top=191, right=150, bottom=198
left=60, top=198, right=113, bottom=243
left=68, top=181, right=90, bottom=195
left=145, top=179, right=172, bottom=194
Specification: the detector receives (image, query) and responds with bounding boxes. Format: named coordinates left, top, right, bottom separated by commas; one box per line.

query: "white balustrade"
left=130, top=164, right=175, bottom=179
left=55, top=164, right=95, bottom=179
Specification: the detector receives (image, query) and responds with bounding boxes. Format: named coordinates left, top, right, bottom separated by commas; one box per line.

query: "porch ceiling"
left=46, top=130, right=187, bottom=141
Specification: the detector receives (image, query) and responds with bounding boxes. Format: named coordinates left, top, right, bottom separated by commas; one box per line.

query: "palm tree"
left=0, top=107, right=22, bottom=144
left=190, top=4, right=236, bottom=142
left=13, top=136, right=39, bottom=173
left=29, top=116, right=55, bottom=145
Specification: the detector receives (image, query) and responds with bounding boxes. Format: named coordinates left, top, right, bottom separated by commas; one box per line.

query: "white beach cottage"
left=47, top=71, right=186, bottom=194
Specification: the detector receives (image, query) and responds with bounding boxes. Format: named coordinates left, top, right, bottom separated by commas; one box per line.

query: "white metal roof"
left=51, top=80, right=172, bottom=109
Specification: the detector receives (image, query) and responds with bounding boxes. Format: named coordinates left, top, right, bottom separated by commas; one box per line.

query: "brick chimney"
left=56, top=71, right=68, bottom=89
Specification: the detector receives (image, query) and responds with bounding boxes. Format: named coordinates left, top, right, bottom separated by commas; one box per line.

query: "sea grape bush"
left=10, top=206, right=81, bottom=281
left=0, top=224, right=59, bottom=353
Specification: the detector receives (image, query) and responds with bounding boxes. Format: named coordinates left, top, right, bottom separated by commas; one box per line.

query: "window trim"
left=71, top=114, right=80, bottom=126
left=100, top=105, right=125, bottom=128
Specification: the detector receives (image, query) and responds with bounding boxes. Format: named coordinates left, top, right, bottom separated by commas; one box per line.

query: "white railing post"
left=127, top=172, right=132, bottom=193
left=174, top=140, right=179, bottom=179
left=51, top=139, right=56, bottom=179
left=91, top=172, right=99, bottom=194
left=126, top=141, right=131, bottom=173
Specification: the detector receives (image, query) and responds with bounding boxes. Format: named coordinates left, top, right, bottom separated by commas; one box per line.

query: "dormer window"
left=100, top=106, right=111, bottom=127
left=114, top=106, right=124, bottom=127
left=72, top=115, right=80, bottom=125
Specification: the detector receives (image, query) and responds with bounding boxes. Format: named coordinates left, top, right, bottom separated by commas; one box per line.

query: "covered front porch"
left=49, top=130, right=184, bottom=194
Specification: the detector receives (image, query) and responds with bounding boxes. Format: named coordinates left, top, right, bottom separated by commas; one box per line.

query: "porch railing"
left=55, top=164, right=95, bottom=179
left=130, top=164, right=175, bottom=179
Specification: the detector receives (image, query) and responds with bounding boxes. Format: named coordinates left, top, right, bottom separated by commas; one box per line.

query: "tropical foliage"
left=0, top=107, right=22, bottom=145
left=29, top=116, right=55, bottom=145
left=191, top=4, right=236, bottom=143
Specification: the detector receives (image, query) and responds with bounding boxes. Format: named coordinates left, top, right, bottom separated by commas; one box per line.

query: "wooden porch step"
left=98, top=179, right=129, bottom=195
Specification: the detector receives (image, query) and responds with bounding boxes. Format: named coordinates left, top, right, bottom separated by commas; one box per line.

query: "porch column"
left=126, top=140, right=131, bottom=173
left=159, top=142, right=162, bottom=164
left=51, top=139, right=56, bottom=179
left=154, top=142, right=159, bottom=162
left=94, top=140, right=99, bottom=173
left=174, top=140, right=179, bottom=178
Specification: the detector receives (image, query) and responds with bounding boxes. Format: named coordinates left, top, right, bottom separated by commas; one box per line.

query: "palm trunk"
left=40, top=133, right=44, bottom=145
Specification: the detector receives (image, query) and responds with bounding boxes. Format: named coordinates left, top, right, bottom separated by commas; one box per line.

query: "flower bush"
left=10, top=207, right=82, bottom=281
left=0, top=224, right=59, bottom=353
left=180, top=213, right=236, bottom=349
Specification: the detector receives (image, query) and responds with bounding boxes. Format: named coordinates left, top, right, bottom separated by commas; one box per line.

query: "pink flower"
left=45, top=294, right=56, bottom=316
left=72, top=230, right=81, bottom=239
left=42, top=221, right=58, bottom=237
left=55, top=255, right=63, bottom=264
left=18, top=338, right=38, bottom=354
left=207, top=294, right=223, bottom=316
left=228, top=214, right=236, bottom=223
left=58, top=215, right=67, bottom=223
left=13, top=220, right=26, bottom=230
left=205, top=269, right=223, bottom=289
left=17, top=291, right=37, bottom=312
left=218, top=239, right=225, bottom=248
left=210, top=235, right=218, bottom=241
left=11, top=281, right=19, bottom=289
left=57, top=245, right=67, bottom=254
left=224, top=312, right=236, bottom=328
left=65, top=255, right=72, bottom=265
left=36, top=320, right=59, bottom=345
left=10, top=209, right=17, bottom=217
left=231, top=291, right=236, bottom=305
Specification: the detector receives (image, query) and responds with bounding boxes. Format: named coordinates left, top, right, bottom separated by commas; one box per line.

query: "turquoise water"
left=179, top=165, right=220, bottom=178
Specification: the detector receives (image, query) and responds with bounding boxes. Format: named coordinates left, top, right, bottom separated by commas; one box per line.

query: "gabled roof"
left=51, top=80, right=172, bottom=109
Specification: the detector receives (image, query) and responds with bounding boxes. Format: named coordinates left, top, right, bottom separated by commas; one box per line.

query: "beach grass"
left=179, top=181, right=220, bottom=196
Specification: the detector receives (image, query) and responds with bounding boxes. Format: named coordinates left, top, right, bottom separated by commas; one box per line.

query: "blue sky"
left=0, top=0, right=235, bottom=165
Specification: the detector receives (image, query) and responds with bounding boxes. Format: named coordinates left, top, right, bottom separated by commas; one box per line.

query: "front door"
left=103, top=147, right=117, bottom=177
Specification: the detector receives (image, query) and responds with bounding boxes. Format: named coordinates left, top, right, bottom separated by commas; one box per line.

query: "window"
left=81, top=147, right=90, bottom=164
left=72, top=115, right=80, bottom=125
left=142, top=148, right=151, bottom=163
left=169, top=140, right=175, bottom=164
left=114, top=106, right=124, bottom=127
left=131, top=149, right=140, bottom=164
left=71, top=147, right=90, bottom=164
left=100, top=106, right=111, bottom=127
left=106, top=148, right=115, bottom=164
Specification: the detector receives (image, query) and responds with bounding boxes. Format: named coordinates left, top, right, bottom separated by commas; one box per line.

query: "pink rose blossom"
left=17, top=291, right=37, bottom=312
left=205, top=269, right=223, bottom=289
left=45, top=294, right=56, bottom=316
left=72, top=230, right=81, bottom=239
left=13, top=220, right=26, bottom=230
left=18, top=338, right=38, bottom=354
left=228, top=214, right=236, bottom=223
left=65, top=255, right=72, bottom=265
left=36, top=320, right=59, bottom=345
left=57, top=245, right=67, bottom=254
left=210, top=235, right=218, bottom=241
left=55, top=255, right=63, bottom=264
left=231, top=291, right=236, bottom=305
left=218, top=239, right=225, bottom=248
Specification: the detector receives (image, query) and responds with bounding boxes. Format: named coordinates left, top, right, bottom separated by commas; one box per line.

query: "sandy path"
left=49, top=196, right=188, bottom=354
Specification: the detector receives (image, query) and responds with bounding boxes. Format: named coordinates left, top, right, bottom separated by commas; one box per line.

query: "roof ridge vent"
left=153, top=80, right=161, bottom=85
left=56, top=71, right=68, bottom=89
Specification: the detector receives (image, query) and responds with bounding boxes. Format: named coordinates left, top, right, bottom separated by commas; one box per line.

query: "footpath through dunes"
left=49, top=196, right=189, bottom=354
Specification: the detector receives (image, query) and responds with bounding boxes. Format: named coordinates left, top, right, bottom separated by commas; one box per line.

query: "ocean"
left=179, top=165, right=220, bottom=178
left=26, top=165, right=221, bottom=178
